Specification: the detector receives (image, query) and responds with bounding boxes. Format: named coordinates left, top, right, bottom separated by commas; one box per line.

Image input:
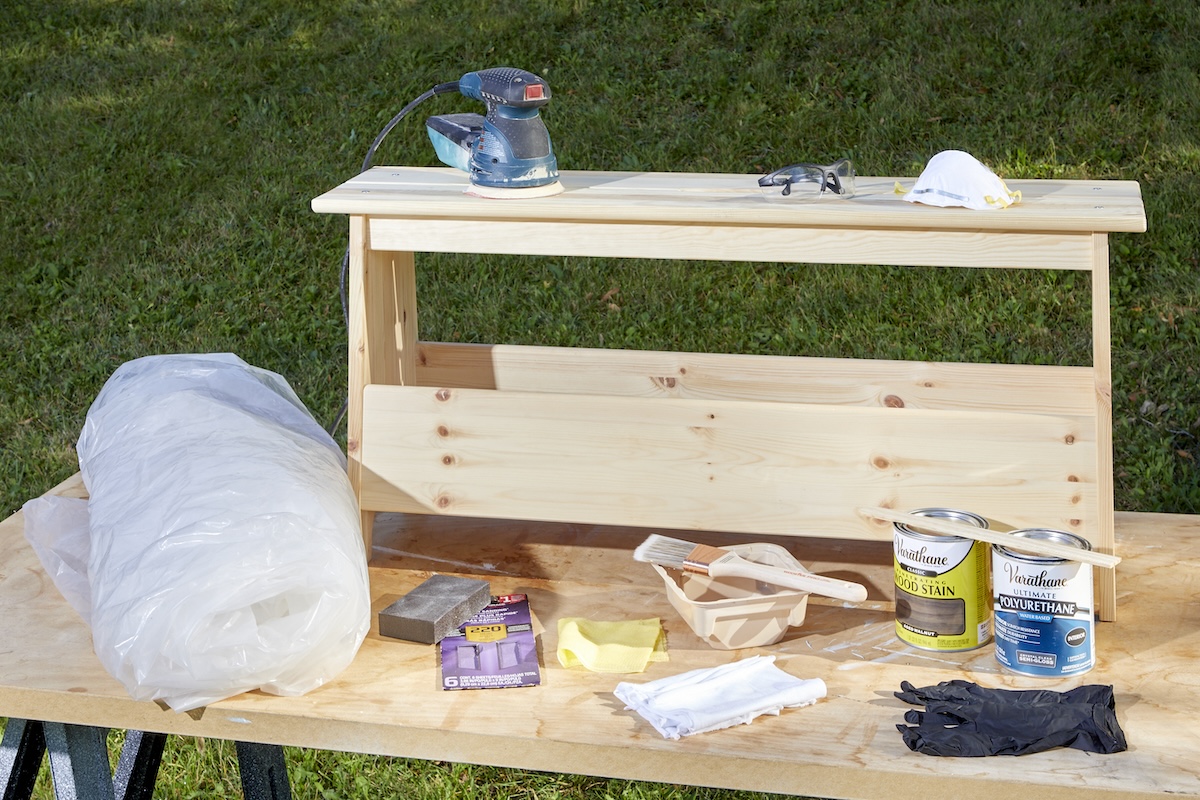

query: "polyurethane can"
left=993, top=528, right=1095, bottom=677
left=893, top=508, right=992, bottom=652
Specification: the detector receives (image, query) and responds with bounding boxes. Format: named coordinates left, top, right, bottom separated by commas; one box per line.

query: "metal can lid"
left=893, top=507, right=989, bottom=542
left=994, top=527, right=1093, bottom=561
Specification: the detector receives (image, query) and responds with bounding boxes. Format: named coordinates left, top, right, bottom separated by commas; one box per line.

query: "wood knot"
left=1064, top=434, right=1076, bottom=445
left=1068, top=518, right=1081, bottom=528
left=653, top=376, right=677, bottom=389
left=436, top=494, right=452, bottom=509
left=437, top=425, right=450, bottom=437
left=347, top=439, right=360, bottom=453
left=883, top=394, right=905, bottom=408
left=441, top=454, right=455, bottom=466
left=1067, top=474, right=1080, bottom=482
left=872, top=456, right=891, bottom=470
left=435, top=388, right=452, bottom=402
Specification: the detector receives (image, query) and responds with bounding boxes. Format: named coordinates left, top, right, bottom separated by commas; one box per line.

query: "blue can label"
left=993, top=537, right=1094, bottom=677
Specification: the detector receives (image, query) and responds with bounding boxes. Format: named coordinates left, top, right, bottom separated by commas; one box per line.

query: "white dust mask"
left=899, top=150, right=1020, bottom=210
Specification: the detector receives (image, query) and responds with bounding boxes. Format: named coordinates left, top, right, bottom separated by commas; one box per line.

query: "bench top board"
left=312, top=167, right=1146, bottom=235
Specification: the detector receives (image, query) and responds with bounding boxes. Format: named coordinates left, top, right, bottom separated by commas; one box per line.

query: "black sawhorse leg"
left=112, top=730, right=167, bottom=800
left=1, top=718, right=45, bottom=800
left=1, top=720, right=291, bottom=800
left=234, top=741, right=292, bottom=800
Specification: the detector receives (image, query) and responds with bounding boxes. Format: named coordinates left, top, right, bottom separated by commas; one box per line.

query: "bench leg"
left=235, top=742, right=291, bottom=800
left=43, top=723, right=114, bottom=800
left=2, top=719, right=47, bottom=800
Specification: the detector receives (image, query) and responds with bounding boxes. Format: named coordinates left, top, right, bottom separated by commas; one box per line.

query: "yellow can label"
left=894, top=533, right=991, bottom=651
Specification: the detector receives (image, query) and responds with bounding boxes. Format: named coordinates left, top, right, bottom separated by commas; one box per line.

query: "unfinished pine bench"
left=310, top=167, right=1146, bottom=621
left=2, top=474, right=1199, bottom=799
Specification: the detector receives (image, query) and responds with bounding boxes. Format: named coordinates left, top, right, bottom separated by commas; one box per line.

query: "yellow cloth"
left=556, top=617, right=668, bottom=673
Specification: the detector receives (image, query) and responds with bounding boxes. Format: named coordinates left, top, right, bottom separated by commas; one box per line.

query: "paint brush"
left=633, top=534, right=869, bottom=603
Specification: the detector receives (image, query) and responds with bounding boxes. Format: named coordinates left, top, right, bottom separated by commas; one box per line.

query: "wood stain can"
left=993, top=529, right=1095, bottom=677
left=893, top=508, right=992, bottom=651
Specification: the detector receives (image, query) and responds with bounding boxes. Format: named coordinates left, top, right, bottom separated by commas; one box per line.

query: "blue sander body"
left=425, top=67, right=563, bottom=197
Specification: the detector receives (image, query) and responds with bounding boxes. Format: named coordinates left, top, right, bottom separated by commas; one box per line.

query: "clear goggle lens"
left=758, top=158, right=855, bottom=199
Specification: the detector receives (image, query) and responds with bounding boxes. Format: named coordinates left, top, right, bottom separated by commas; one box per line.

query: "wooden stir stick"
left=857, top=507, right=1121, bottom=568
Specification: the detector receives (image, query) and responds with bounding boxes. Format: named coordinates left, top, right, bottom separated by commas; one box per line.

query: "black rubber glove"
left=895, top=680, right=1128, bottom=757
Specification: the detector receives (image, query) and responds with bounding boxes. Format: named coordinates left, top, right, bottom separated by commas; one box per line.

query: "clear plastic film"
left=23, top=354, right=370, bottom=712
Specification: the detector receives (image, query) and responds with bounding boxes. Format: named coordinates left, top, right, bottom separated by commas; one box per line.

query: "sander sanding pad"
left=379, top=574, right=491, bottom=644
left=465, top=180, right=564, bottom=199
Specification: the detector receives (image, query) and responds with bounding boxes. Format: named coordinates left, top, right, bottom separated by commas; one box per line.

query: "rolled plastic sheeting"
left=23, top=353, right=370, bottom=712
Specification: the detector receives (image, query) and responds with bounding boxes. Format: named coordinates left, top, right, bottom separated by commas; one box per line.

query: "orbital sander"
left=426, top=68, right=562, bottom=198
left=362, top=67, right=562, bottom=199
left=327, top=67, right=562, bottom=436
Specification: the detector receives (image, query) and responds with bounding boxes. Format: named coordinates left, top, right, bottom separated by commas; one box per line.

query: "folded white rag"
left=613, top=655, right=826, bottom=739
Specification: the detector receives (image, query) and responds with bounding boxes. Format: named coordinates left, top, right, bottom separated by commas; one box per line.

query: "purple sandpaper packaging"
left=439, top=593, right=541, bottom=690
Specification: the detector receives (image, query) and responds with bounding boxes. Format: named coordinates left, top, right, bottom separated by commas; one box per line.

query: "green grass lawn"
left=2, top=0, right=1199, bottom=797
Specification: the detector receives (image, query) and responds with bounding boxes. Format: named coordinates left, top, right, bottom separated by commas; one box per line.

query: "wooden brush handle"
left=706, top=554, right=869, bottom=603
left=857, top=506, right=1121, bottom=568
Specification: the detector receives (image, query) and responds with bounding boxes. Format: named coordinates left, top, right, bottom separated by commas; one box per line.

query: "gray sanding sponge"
left=378, top=574, right=491, bottom=644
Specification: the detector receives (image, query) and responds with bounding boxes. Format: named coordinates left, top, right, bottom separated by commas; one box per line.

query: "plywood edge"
left=0, top=688, right=1166, bottom=800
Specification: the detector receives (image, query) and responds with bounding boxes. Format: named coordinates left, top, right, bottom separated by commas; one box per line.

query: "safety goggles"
left=757, top=158, right=855, bottom=199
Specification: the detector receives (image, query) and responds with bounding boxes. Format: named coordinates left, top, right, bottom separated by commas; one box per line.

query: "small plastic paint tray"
left=652, top=543, right=811, bottom=650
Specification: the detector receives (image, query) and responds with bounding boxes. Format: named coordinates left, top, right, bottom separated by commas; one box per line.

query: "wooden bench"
left=311, top=167, right=1145, bottom=621
left=2, top=474, right=1199, bottom=798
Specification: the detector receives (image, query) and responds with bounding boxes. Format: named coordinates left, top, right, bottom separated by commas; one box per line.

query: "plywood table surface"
left=2, top=474, right=1197, bottom=800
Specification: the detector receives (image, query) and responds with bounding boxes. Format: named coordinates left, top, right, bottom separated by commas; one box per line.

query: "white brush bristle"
left=632, top=534, right=700, bottom=568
